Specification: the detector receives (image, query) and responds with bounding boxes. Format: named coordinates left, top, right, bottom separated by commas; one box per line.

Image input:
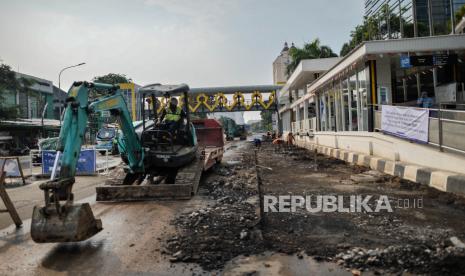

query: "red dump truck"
left=192, top=118, right=225, bottom=171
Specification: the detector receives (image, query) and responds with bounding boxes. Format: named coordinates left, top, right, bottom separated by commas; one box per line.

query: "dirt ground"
left=166, top=143, right=465, bottom=275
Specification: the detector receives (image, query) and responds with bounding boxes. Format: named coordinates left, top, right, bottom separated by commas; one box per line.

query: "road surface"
left=0, top=175, right=107, bottom=230
left=3, top=140, right=463, bottom=275
left=0, top=141, right=347, bottom=276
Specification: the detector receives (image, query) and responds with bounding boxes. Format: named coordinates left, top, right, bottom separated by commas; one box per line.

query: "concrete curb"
left=295, top=141, right=465, bottom=195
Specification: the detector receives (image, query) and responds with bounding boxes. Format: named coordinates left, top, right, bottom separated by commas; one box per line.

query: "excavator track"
left=96, top=156, right=204, bottom=202
left=175, top=156, right=204, bottom=194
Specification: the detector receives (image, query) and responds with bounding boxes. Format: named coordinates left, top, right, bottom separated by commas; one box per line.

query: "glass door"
left=349, top=74, right=358, bottom=131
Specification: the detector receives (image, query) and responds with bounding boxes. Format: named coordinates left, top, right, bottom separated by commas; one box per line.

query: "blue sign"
left=42, top=149, right=96, bottom=175
left=400, top=55, right=411, bottom=68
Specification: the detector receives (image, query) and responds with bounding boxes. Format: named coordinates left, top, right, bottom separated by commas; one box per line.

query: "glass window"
left=401, top=0, right=415, bottom=38
left=328, top=90, right=336, bottom=131
left=335, top=84, right=343, bottom=131
left=420, top=69, right=435, bottom=98
left=342, top=79, right=350, bottom=131
left=97, top=128, right=116, bottom=140
left=415, top=0, right=432, bottom=36
left=319, top=95, right=326, bottom=131
left=349, top=74, right=358, bottom=131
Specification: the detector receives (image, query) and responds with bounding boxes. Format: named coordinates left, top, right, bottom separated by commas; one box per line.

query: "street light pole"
left=58, top=62, right=85, bottom=125
left=58, top=62, right=86, bottom=90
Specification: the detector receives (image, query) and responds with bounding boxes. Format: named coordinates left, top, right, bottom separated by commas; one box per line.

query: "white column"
left=303, top=100, right=309, bottom=120
left=347, top=77, right=353, bottom=131
left=356, top=73, right=362, bottom=131
left=340, top=83, right=346, bottom=131
left=295, top=106, right=301, bottom=121
left=315, top=95, right=320, bottom=132
left=335, top=90, right=340, bottom=131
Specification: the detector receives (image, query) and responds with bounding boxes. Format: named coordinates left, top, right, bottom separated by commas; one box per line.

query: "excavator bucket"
left=31, top=203, right=102, bottom=243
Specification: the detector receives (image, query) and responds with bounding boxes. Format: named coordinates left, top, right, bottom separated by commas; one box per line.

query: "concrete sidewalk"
left=295, top=140, right=465, bottom=196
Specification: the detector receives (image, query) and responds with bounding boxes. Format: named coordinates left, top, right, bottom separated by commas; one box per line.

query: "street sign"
left=433, top=54, right=458, bottom=66
left=42, top=149, right=96, bottom=175
left=410, top=55, right=433, bottom=66
left=407, top=54, right=457, bottom=67
left=400, top=55, right=411, bottom=68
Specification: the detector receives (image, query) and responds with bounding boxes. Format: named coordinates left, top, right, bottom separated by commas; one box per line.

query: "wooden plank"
left=15, top=157, right=26, bottom=186
left=96, top=184, right=192, bottom=202
left=0, top=172, right=22, bottom=227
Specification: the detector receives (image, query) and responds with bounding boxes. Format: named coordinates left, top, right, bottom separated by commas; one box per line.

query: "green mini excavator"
left=31, top=81, right=199, bottom=243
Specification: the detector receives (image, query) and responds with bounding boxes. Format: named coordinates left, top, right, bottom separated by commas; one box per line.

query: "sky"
left=0, top=0, right=364, bottom=121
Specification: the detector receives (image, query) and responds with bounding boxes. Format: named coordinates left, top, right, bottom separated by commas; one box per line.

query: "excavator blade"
left=96, top=158, right=204, bottom=202
left=96, top=185, right=192, bottom=201
left=31, top=203, right=102, bottom=243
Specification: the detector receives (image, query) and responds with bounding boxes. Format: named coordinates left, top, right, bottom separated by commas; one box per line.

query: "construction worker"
left=158, top=97, right=186, bottom=132
left=287, top=132, right=295, bottom=146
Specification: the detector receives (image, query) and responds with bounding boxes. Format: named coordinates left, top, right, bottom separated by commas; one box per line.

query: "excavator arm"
left=88, top=85, right=144, bottom=174
left=31, top=81, right=144, bottom=243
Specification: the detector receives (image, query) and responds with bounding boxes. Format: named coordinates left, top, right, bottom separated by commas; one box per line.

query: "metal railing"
left=29, top=146, right=116, bottom=176
left=292, top=117, right=317, bottom=136
left=373, top=103, right=465, bottom=155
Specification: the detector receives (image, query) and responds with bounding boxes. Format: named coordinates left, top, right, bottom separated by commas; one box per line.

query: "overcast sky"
left=0, top=0, right=364, bottom=121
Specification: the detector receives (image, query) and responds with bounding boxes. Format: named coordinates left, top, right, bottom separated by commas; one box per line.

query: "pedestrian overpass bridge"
left=144, top=85, right=281, bottom=114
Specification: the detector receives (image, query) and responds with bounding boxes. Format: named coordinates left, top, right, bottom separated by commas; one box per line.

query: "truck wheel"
left=99, top=151, right=106, bottom=155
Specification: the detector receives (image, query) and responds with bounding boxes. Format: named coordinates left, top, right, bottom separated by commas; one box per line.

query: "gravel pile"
left=335, top=241, right=465, bottom=275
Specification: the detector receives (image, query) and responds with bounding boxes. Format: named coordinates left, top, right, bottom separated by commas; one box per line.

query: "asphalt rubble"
left=164, top=159, right=264, bottom=270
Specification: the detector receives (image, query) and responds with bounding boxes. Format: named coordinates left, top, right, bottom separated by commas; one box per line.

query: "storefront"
left=285, top=34, right=465, bottom=138
left=316, top=66, right=370, bottom=132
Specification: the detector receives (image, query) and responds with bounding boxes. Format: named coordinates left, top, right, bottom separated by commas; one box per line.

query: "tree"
left=456, top=4, right=465, bottom=22
left=340, top=15, right=381, bottom=56
left=218, top=116, right=237, bottom=138
left=0, top=64, right=35, bottom=120
left=93, top=73, right=132, bottom=85
left=287, top=39, right=338, bottom=76
left=340, top=4, right=415, bottom=56
left=340, top=43, right=352, bottom=57
left=260, top=110, right=273, bottom=131
left=88, top=73, right=133, bottom=140
left=90, top=73, right=132, bottom=99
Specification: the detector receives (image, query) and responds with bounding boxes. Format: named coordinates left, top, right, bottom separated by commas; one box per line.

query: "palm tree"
left=287, top=39, right=338, bottom=76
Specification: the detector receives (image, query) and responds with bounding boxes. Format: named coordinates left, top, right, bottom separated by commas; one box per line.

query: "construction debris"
left=163, top=143, right=465, bottom=275
left=165, top=161, right=263, bottom=270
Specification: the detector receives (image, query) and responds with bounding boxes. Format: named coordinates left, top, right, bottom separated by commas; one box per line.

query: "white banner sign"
left=381, top=105, right=429, bottom=143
